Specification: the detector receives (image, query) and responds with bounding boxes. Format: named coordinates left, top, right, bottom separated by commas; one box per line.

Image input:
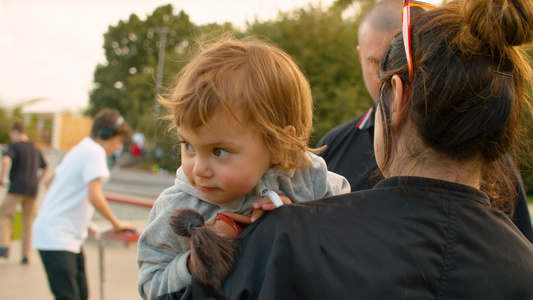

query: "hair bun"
left=463, top=0, right=533, bottom=47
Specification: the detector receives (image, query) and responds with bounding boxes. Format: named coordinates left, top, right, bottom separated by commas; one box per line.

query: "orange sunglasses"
left=402, top=0, right=436, bottom=82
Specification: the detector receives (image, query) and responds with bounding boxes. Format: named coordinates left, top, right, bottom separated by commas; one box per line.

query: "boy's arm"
left=39, top=166, right=51, bottom=183
left=42, top=170, right=55, bottom=189
left=0, top=155, right=11, bottom=186
left=87, top=177, right=129, bottom=232
left=37, top=150, right=50, bottom=182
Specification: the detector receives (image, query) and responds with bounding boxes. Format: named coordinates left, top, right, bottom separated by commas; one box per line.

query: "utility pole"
left=154, top=27, right=169, bottom=116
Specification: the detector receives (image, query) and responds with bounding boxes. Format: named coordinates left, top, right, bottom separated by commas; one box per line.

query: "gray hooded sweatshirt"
left=137, top=152, right=350, bottom=299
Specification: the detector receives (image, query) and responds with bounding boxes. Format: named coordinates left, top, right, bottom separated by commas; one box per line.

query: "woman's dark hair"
left=377, top=0, right=533, bottom=211
left=169, top=208, right=236, bottom=288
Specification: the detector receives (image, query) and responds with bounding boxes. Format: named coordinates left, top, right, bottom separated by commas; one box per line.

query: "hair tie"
left=187, top=219, right=204, bottom=233
left=493, top=70, right=513, bottom=78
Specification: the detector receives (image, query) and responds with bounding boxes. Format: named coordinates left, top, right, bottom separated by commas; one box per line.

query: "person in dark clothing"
left=182, top=178, right=533, bottom=300
left=0, top=120, right=49, bottom=264
left=317, top=107, right=377, bottom=191
left=318, top=107, right=533, bottom=241
left=161, top=0, right=533, bottom=298
left=316, top=0, right=533, bottom=241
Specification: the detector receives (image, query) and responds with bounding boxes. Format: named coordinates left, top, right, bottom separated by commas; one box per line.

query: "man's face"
left=101, top=135, right=125, bottom=157
left=357, top=24, right=391, bottom=102
left=8, top=129, right=21, bottom=142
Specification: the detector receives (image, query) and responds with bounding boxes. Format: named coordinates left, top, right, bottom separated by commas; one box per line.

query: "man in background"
left=317, top=0, right=533, bottom=240
left=0, top=120, right=49, bottom=264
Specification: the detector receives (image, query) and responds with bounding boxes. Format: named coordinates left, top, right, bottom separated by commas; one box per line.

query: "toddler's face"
left=178, top=109, right=275, bottom=205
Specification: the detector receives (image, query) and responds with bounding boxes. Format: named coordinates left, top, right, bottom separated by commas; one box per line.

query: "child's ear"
left=270, top=155, right=282, bottom=165
left=270, top=125, right=295, bottom=165
left=284, top=125, right=296, bottom=137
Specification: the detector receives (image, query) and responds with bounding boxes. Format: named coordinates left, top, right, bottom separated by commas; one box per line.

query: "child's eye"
left=182, top=142, right=195, bottom=153
left=213, top=148, right=229, bottom=158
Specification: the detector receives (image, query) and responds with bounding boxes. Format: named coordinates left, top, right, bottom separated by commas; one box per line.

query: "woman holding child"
left=166, top=0, right=533, bottom=298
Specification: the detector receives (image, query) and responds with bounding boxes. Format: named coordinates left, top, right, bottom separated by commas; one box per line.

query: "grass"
left=12, top=211, right=22, bottom=240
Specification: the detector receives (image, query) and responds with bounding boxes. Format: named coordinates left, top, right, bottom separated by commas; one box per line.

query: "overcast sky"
left=0, top=0, right=335, bottom=112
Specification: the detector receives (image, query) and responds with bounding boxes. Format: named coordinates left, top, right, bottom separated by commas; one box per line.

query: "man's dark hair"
left=90, top=108, right=132, bottom=140
left=10, top=120, right=25, bottom=134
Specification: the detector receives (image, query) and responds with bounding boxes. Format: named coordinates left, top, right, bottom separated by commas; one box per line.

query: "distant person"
left=316, top=0, right=533, bottom=241
left=0, top=120, right=49, bottom=264
left=109, top=143, right=123, bottom=168
left=136, top=36, right=350, bottom=299
left=32, top=108, right=132, bottom=300
left=182, top=0, right=533, bottom=298
left=131, top=130, right=145, bottom=158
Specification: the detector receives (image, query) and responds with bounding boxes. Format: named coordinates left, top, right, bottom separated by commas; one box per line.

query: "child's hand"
left=250, top=194, right=291, bottom=222
left=205, top=211, right=250, bottom=238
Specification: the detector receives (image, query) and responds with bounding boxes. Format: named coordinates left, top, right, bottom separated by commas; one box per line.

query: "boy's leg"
left=39, top=250, right=88, bottom=300
left=20, top=195, right=37, bottom=260
left=0, top=193, right=22, bottom=254
left=76, top=249, right=89, bottom=300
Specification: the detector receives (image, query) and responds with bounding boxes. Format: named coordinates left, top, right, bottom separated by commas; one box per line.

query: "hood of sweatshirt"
left=171, top=152, right=349, bottom=214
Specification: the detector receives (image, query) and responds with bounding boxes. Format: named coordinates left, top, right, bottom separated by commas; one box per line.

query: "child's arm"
left=137, top=199, right=195, bottom=299
left=250, top=194, right=291, bottom=222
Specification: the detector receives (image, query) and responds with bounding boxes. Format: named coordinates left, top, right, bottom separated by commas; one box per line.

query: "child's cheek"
left=181, top=159, right=194, bottom=183
left=219, top=169, right=258, bottom=198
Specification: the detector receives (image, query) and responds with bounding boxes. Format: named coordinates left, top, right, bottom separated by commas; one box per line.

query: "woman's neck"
left=386, top=156, right=482, bottom=188
left=384, top=132, right=483, bottom=189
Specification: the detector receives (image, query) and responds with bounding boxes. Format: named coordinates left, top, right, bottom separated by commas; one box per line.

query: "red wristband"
left=215, top=213, right=244, bottom=235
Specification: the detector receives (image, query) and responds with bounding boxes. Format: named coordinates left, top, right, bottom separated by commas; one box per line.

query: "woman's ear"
left=390, top=75, right=409, bottom=131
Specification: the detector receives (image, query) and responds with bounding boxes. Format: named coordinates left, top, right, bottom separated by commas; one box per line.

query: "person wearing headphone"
left=32, top=108, right=132, bottom=300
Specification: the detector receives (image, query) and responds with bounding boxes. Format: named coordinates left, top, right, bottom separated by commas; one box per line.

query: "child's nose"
left=192, top=157, right=213, bottom=178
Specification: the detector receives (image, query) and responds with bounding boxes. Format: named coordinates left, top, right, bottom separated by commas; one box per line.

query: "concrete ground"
left=0, top=227, right=144, bottom=300
left=0, top=150, right=165, bottom=300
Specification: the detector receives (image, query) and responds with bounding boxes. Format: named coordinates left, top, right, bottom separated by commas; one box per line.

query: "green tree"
left=247, top=1, right=373, bottom=145
left=88, top=5, right=199, bottom=172
left=87, top=1, right=383, bottom=171
left=0, top=105, right=10, bottom=144
left=88, top=5, right=195, bottom=126
left=88, top=4, right=240, bottom=172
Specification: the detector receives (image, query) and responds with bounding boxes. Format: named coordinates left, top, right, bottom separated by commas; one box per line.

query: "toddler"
left=136, top=36, right=350, bottom=299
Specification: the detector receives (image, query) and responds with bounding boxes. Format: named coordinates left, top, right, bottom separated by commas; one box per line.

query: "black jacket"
left=168, top=177, right=533, bottom=299
left=317, top=108, right=533, bottom=242
left=316, top=108, right=378, bottom=191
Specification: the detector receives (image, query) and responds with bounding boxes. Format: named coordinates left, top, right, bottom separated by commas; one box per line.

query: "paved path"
left=0, top=223, right=144, bottom=300
left=0, top=150, right=167, bottom=300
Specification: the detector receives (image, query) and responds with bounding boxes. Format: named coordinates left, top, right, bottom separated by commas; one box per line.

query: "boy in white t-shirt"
left=32, top=108, right=132, bottom=300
